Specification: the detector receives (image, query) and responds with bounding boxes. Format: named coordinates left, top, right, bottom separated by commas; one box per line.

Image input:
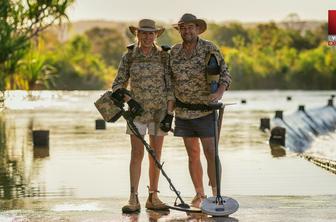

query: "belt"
left=175, top=98, right=222, bottom=111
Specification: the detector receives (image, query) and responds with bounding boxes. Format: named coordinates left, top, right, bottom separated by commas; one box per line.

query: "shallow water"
left=0, top=90, right=335, bottom=221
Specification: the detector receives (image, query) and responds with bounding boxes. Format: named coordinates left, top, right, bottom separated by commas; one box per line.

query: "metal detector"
left=200, top=103, right=239, bottom=216
left=112, top=98, right=200, bottom=212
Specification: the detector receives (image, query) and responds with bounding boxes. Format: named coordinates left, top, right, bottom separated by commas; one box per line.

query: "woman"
left=112, top=19, right=174, bottom=213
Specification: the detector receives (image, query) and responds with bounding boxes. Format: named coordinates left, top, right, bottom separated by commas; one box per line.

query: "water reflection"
left=269, top=144, right=286, bottom=158
left=148, top=210, right=171, bottom=222
left=122, top=212, right=140, bottom=222
left=121, top=211, right=239, bottom=222
left=0, top=115, right=29, bottom=199
left=33, top=146, right=50, bottom=158
left=0, top=114, right=73, bottom=199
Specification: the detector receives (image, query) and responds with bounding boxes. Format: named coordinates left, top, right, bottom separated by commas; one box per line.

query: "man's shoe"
left=122, top=192, right=141, bottom=213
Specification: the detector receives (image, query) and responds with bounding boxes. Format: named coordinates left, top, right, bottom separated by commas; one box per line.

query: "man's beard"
left=182, top=35, right=197, bottom=43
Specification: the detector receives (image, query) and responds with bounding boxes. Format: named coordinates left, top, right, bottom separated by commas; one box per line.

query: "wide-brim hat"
left=173, top=13, right=207, bottom=34
left=129, top=19, right=165, bottom=37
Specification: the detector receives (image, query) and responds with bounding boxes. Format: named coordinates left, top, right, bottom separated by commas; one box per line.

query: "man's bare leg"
left=200, top=137, right=221, bottom=196
left=183, top=137, right=205, bottom=196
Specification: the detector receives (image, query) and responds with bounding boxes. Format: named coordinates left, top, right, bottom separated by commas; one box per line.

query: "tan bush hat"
left=129, top=19, right=165, bottom=37
left=173, top=13, right=207, bottom=34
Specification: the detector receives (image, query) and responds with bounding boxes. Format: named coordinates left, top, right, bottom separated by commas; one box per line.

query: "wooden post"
left=269, top=127, right=286, bottom=146
left=95, top=119, right=106, bottom=130
left=260, top=118, right=270, bottom=131
left=33, top=130, right=49, bottom=147
left=298, top=105, right=305, bottom=111
left=275, top=110, right=283, bottom=120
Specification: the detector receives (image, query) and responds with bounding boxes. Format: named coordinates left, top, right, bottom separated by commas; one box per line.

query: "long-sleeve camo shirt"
left=112, top=44, right=174, bottom=123
left=170, top=38, right=232, bottom=119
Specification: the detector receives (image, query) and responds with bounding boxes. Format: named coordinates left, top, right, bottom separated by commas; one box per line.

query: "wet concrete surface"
left=1, top=195, right=336, bottom=222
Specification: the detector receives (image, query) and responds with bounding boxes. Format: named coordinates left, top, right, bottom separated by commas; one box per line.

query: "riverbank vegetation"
left=1, top=6, right=334, bottom=90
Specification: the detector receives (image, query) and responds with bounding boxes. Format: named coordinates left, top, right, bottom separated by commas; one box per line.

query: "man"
left=168, top=13, right=232, bottom=208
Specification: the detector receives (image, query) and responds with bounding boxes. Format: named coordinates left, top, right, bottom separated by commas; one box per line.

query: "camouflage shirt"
left=170, top=38, right=232, bottom=119
left=112, top=44, right=173, bottom=123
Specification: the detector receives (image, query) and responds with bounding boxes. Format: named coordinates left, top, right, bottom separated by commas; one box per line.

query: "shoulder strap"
left=160, top=45, right=170, bottom=66
left=159, top=45, right=171, bottom=95
left=125, top=44, right=135, bottom=75
left=161, top=45, right=171, bottom=52
left=126, top=44, right=135, bottom=50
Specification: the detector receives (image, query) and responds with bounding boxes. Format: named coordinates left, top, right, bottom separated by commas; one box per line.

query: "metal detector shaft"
left=216, top=106, right=225, bottom=199
left=218, top=107, right=224, bottom=138
left=121, top=111, right=188, bottom=207
left=213, top=109, right=222, bottom=200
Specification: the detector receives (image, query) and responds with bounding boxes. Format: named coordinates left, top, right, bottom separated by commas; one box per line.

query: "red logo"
left=329, top=10, right=336, bottom=35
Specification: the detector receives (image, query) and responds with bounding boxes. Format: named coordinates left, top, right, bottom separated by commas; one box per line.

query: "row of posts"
left=32, top=97, right=335, bottom=148
left=260, top=98, right=334, bottom=132
left=32, top=119, right=106, bottom=149
left=260, top=98, right=334, bottom=147
left=241, top=95, right=295, bottom=104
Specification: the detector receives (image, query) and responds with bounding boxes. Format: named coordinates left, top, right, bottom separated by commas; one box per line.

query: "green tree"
left=16, top=49, right=56, bottom=90
left=212, top=23, right=250, bottom=47
left=156, top=28, right=181, bottom=46
left=85, top=27, right=127, bottom=67
left=249, top=22, right=292, bottom=51
left=285, top=29, right=323, bottom=51
left=49, top=35, right=113, bottom=90
left=0, top=0, right=74, bottom=90
left=290, top=45, right=336, bottom=89
left=224, top=47, right=257, bottom=89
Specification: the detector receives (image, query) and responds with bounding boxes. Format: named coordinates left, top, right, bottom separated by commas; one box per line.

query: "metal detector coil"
left=201, top=196, right=239, bottom=216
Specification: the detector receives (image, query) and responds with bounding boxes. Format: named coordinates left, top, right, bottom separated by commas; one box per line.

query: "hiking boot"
left=191, top=193, right=207, bottom=208
left=122, top=192, right=140, bottom=213
left=145, top=191, right=169, bottom=211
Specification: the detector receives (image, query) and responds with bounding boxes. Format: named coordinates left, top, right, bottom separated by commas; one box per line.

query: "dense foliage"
left=1, top=7, right=334, bottom=90
left=0, top=0, right=74, bottom=90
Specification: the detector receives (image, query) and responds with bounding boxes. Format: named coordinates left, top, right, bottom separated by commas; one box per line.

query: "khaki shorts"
left=126, top=121, right=167, bottom=136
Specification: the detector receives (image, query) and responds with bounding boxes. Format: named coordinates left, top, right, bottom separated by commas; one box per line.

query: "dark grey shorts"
left=174, top=113, right=216, bottom=137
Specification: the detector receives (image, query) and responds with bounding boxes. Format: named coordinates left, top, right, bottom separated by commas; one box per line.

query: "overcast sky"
left=68, top=0, right=334, bottom=23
